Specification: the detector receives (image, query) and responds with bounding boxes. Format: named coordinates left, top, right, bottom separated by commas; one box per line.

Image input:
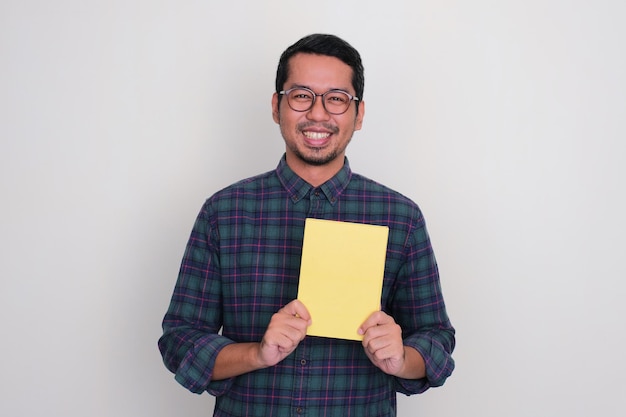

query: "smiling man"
left=159, top=34, right=455, bottom=417
left=273, top=52, right=363, bottom=182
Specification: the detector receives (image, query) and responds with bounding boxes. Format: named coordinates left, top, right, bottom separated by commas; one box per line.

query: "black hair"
left=275, top=34, right=365, bottom=105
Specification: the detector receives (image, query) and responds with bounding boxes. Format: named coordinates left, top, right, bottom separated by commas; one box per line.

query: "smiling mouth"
left=303, top=131, right=331, bottom=140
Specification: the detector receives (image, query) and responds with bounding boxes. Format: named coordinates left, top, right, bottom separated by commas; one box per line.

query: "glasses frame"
left=278, top=87, right=360, bottom=115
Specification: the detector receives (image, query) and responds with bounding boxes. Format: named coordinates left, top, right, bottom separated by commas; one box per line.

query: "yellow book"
left=297, top=218, right=389, bottom=341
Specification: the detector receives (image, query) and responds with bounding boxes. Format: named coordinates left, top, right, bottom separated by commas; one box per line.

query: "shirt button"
left=300, top=359, right=307, bottom=365
left=296, top=407, right=304, bottom=414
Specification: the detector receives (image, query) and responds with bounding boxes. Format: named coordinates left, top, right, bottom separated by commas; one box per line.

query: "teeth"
left=303, top=131, right=331, bottom=140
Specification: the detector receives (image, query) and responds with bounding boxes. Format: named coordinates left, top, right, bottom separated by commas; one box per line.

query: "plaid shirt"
left=159, top=156, right=455, bottom=417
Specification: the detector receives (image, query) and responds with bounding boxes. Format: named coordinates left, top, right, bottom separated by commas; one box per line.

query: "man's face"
left=272, top=53, right=364, bottom=171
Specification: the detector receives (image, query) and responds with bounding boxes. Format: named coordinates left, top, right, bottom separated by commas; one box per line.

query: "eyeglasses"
left=278, top=87, right=360, bottom=115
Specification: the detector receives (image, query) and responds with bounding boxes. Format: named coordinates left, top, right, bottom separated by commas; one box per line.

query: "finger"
left=270, top=313, right=310, bottom=336
left=282, top=299, right=312, bottom=322
left=358, top=310, right=392, bottom=335
left=265, top=321, right=307, bottom=348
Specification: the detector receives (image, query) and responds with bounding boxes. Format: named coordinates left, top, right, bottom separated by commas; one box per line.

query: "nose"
left=306, top=94, right=331, bottom=121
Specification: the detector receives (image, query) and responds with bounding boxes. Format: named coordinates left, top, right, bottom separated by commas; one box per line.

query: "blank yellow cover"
left=297, top=218, right=389, bottom=341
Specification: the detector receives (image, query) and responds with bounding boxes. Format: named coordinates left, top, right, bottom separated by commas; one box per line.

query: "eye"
left=325, top=92, right=349, bottom=104
left=290, top=89, right=313, bottom=101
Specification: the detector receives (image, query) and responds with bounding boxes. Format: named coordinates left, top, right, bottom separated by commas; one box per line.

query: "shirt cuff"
left=398, top=334, right=455, bottom=394
left=173, top=335, right=235, bottom=395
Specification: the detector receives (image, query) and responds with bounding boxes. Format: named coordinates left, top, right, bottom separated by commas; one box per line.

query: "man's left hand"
left=359, top=311, right=405, bottom=375
left=359, top=311, right=426, bottom=379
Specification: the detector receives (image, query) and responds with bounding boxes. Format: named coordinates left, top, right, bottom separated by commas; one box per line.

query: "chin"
left=299, top=150, right=338, bottom=166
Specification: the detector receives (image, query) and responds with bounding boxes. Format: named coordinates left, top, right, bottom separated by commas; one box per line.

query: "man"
left=159, top=33, right=455, bottom=416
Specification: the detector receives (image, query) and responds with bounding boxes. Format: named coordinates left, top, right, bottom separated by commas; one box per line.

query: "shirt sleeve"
left=390, top=212, right=456, bottom=395
left=157, top=201, right=236, bottom=395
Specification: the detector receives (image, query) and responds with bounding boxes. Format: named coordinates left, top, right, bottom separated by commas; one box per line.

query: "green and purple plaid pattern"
left=159, top=156, right=455, bottom=417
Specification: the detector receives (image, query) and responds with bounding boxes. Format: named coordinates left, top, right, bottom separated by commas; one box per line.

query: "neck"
left=285, top=154, right=344, bottom=187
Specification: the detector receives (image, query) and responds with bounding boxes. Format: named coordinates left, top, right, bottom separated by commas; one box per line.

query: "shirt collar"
left=276, top=154, right=352, bottom=205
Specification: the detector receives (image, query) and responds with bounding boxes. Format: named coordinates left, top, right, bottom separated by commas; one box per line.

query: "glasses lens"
left=287, top=89, right=314, bottom=112
left=323, top=91, right=351, bottom=114
left=284, top=88, right=353, bottom=114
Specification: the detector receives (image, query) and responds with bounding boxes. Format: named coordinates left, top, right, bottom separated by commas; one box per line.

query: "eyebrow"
left=288, top=83, right=353, bottom=94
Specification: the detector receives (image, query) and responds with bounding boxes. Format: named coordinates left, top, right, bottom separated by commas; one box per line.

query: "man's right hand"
left=257, top=299, right=311, bottom=367
left=211, top=300, right=311, bottom=381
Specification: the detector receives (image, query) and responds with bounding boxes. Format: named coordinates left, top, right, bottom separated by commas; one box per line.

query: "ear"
left=354, top=100, right=365, bottom=131
left=271, top=93, right=280, bottom=124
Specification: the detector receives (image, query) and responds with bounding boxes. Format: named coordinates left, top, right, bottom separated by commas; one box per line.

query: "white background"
left=1, top=1, right=625, bottom=416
